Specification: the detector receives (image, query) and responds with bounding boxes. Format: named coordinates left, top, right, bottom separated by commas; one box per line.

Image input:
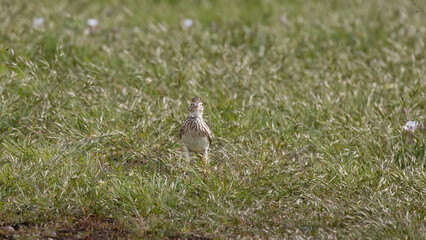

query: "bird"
left=178, top=96, right=212, bottom=173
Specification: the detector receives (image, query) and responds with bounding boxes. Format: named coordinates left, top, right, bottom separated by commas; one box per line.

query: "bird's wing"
left=205, top=125, right=212, bottom=146
left=177, top=118, right=188, bottom=140
left=207, top=132, right=212, bottom=146
left=178, top=123, right=185, bottom=139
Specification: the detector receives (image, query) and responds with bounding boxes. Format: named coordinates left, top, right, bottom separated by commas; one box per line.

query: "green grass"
left=1, top=0, right=425, bottom=238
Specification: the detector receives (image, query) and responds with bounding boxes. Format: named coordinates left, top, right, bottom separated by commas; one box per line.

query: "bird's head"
left=188, top=96, right=204, bottom=118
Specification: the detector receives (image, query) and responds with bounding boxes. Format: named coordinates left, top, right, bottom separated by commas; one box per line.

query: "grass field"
left=0, top=0, right=425, bottom=239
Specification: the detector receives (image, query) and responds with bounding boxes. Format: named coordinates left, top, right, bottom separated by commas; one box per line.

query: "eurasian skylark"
left=179, top=97, right=212, bottom=173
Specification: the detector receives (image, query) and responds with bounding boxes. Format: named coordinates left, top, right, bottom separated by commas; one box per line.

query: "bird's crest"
left=192, top=96, right=202, bottom=103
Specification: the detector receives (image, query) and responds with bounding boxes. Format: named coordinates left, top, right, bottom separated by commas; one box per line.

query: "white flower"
left=403, top=121, right=418, bottom=132
left=280, top=14, right=287, bottom=25
left=87, top=18, right=98, bottom=27
left=182, top=19, right=193, bottom=29
left=133, top=27, right=140, bottom=33
left=33, top=17, right=44, bottom=28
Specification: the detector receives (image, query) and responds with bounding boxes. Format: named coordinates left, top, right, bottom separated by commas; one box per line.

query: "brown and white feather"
left=179, top=97, right=212, bottom=153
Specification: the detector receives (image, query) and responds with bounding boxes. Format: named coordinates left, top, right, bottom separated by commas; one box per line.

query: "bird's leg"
left=184, top=146, right=190, bottom=174
left=203, top=148, right=209, bottom=174
left=204, top=148, right=209, bottom=164
left=196, top=153, right=206, bottom=174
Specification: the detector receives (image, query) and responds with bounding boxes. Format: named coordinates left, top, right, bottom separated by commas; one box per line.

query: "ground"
left=0, top=0, right=425, bottom=239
